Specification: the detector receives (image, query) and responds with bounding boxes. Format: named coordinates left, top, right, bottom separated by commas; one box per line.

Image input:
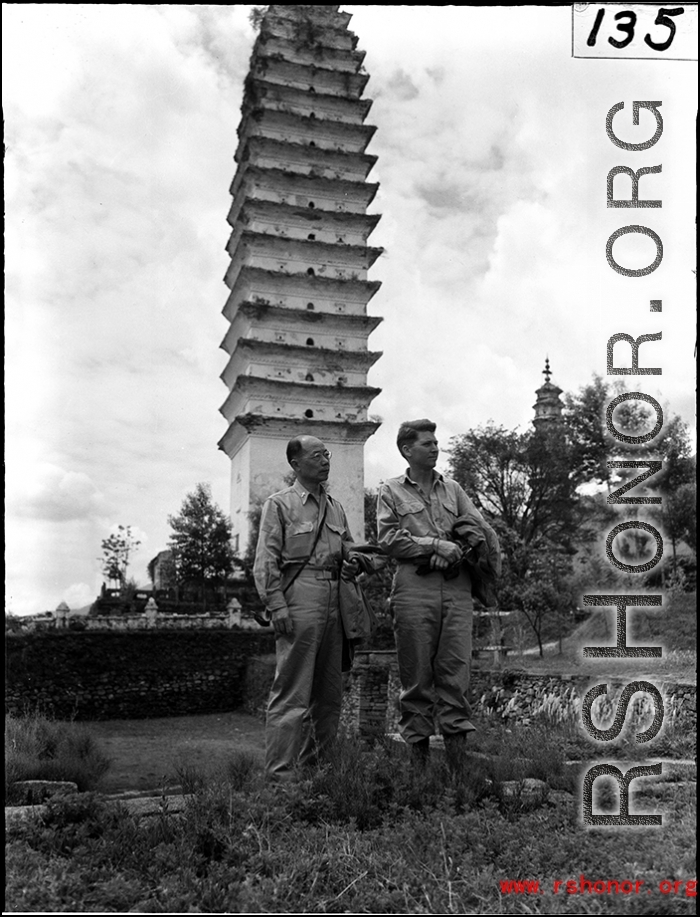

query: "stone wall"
left=5, top=631, right=275, bottom=720
left=7, top=634, right=695, bottom=735
left=344, top=651, right=696, bottom=739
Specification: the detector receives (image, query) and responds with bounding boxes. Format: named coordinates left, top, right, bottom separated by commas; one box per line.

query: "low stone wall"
left=8, top=633, right=695, bottom=735
left=344, top=651, right=697, bottom=738
left=5, top=631, right=275, bottom=720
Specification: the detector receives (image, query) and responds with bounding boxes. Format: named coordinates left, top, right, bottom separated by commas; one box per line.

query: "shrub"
left=5, top=726, right=696, bottom=915
left=5, top=712, right=111, bottom=802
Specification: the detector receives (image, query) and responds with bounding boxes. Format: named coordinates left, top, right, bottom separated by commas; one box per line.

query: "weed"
left=4, top=718, right=696, bottom=915
left=5, top=712, right=110, bottom=802
left=224, top=749, right=259, bottom=791
left=174, top=758, right=207, bottom=795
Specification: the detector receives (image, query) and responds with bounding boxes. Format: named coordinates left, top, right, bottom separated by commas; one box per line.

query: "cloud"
left=62, top=582, right=96, bottom=611
left=386, top=68, right=419, bottom=101
left=10, top=463, right=109, bottom=523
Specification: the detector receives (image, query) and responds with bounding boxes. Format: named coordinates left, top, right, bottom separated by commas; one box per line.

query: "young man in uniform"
left=377, top=419, right=499, bottom=776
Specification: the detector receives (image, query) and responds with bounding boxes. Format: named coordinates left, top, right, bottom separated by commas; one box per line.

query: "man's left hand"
left=341, top=558, right=361, bottom=580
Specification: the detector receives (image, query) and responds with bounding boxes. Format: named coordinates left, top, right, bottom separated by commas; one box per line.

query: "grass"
left=5, top=712, right=111, bottom=803
left=501, top=592, right=697, bottom=683
left=6, top=717, right=696, bottom=914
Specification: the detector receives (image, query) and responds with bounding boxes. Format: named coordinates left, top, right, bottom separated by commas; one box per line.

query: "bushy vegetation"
left=5, top=713, right=111, bottom=803
left=6, top=720, right=696, bottom=914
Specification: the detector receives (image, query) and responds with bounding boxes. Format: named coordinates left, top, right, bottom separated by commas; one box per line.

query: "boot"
left=410, top=737, right=430, bottom=774
left=443, top=733, right=467, bottom=782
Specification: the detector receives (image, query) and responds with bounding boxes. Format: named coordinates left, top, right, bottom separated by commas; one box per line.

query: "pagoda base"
left=221, top=414, right=380, bottom=553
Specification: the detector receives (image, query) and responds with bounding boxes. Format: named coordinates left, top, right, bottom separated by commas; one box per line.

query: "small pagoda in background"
left=532, top=357, right=564, bottom=430
left=219, top=4, right=383, bottom=551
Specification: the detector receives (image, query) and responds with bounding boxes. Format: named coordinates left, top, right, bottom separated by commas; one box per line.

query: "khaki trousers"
left=265, top=570, right=343, bottom=782
left=391, top=564, right=475, bottom=744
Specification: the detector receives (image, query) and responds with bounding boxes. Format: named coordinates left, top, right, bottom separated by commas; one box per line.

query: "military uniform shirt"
left=376, top=470, right=485, bottom=560
left=254, top=480, right=352, bottom=614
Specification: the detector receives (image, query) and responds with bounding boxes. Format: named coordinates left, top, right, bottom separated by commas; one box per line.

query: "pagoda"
left=219, top=5, right=383, bottom=551
left=532, top=357, right=564, bottom=429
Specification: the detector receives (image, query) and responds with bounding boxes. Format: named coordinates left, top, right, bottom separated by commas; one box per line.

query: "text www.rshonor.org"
left=499, top=876, right=697, bottom=896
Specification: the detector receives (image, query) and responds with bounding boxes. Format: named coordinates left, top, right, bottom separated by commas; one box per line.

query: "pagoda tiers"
left=219, top=5, right=383, bottom=550
left=532, top=358, right=564, bottom=429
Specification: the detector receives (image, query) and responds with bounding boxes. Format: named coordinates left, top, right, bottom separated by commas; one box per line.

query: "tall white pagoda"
left=219, top=5, right=383, bottom=551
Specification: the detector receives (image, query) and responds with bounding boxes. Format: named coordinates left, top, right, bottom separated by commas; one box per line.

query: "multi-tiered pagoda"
left=219, top=5, right=383, bottom=551
left=532, top=358, right=564, bottom=429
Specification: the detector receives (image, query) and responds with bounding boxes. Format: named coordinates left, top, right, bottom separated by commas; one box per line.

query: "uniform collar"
left=293, top=479, right=328, bottom=505
left=402, top=468, right=444, bottom=487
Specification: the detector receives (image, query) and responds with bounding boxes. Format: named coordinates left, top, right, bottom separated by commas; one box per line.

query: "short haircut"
left=396, top=419, right=436, bottom=455
left=286, top=437, right=305, bottom=466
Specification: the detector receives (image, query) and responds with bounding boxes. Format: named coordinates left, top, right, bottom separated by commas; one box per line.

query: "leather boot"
left=410, top=737, right=430, bottom=774
left=443, top=732, right=467, bottom=781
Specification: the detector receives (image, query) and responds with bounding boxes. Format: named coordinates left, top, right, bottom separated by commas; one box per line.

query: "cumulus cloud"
left=10, top=463, right=109, bottom=523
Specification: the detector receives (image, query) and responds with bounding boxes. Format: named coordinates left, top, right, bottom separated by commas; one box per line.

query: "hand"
left=434, top=540, right=462, bottom=565
left=271, top=607, right=294, bottom=636
left=341, top=558, right=361, bottom=581
left=430, top=554, right=451, bottom=571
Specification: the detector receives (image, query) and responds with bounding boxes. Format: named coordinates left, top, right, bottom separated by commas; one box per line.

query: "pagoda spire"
left=219, top=5, right=383, bottom=550
left=533, top=357, right=564, bottom=429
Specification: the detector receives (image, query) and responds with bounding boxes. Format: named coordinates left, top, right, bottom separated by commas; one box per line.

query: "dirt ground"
left=87, top=711, right=266, bottom=794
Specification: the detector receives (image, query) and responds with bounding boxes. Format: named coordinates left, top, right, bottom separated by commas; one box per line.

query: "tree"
left=100, top=525, right=141, bottom=589
left=448, top=422, right=579, bottom=551
left=448, top=423, right=582, bottom=654
left=167, top=484, right=236, bottom=610
left=449, top=378, right=696, bottom=652
left=562, top=374, right=611, bottom=486
left=564, top=376, right=693, bottom=488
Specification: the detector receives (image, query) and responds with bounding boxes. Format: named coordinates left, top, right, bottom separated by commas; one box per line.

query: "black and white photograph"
left=5, top=4, right=697, bottom=914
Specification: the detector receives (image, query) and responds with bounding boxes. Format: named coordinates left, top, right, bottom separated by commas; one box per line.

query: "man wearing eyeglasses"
left=254, top=434, right=364, bottom=783
left=377, top=419, right=500, bottom=780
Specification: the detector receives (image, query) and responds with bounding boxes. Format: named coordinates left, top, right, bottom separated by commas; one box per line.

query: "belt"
left=303, top=564, right=340, bottom=580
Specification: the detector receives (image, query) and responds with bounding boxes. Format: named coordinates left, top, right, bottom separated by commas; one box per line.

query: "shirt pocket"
left=443, top=497, right=460, bottom=518
left=395, top=500, right=425, bottom=518
left=325, top=520, right=346, bottom=556
left=395, top=500, right=427, bottom=535
left=286, top=520, right=315, bottom=559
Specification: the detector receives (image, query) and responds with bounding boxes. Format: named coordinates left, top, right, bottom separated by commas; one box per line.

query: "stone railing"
left=10, top=599, right=263, bottom=633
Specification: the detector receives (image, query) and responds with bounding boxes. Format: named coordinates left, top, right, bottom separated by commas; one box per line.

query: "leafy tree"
left=658, top=480, right=697, bottom=568
left=449, top=423, right=579, bottom=550
left=564, top=376, right=693, bottom=488
left=562, top=374, right=611, bottom=486
left=448, top=423, right=582, bottom=654
left=100, top=525, right=141, bottom=589
left=167, top=484, right=236, bottom=610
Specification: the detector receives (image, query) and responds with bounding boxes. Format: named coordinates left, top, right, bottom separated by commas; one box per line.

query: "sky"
left=4, top=4, right=697, bottom=615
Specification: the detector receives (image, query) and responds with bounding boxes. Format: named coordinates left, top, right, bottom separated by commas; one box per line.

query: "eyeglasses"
left=309, top=450, right=332, bottom=461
